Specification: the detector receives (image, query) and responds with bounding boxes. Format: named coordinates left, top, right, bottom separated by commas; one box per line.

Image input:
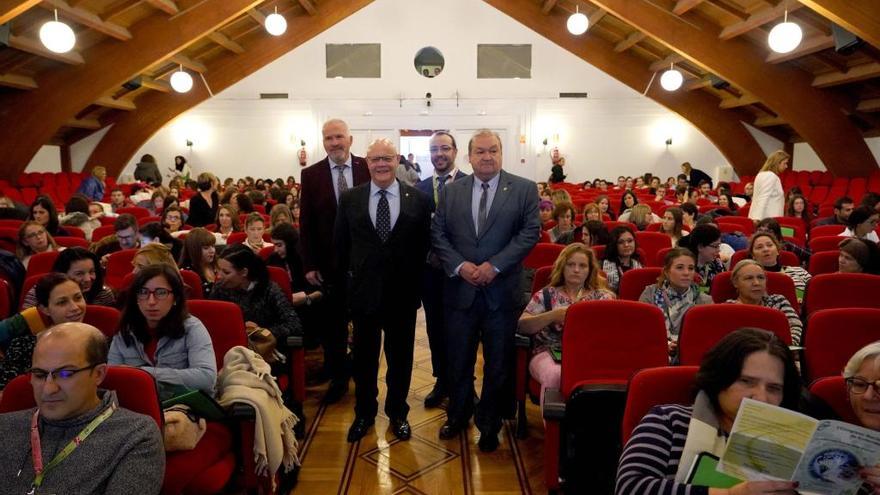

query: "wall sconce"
left=185, top=139, right=193, bottom=148
left=665, top=138, right=673, bottom=147
left=542, top=138, right=548, bottom=146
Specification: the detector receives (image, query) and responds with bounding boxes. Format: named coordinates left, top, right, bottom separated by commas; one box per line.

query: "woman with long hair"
left=748, top=150, right=789, bottom=221
left=213, top=204, right=240, bottom=244
left=178, top=228, right=218, bottom=294
left=22, top=247, right=114, bottom=308
left=785, top=193, right=812, bottom=225
left=16, top=220, right=61, bottom=268
left=618, top=190, right=638, bottom=217
left=747, top=232, right=811, bottom=302
left=186, top=172, right=219, bottom=228
left=269, top=204, right=293, bottom=231
left=595, top=194, right=615, bottom=220
left=29, top=196, right=69, bottom=237
left=841, top=205, right=880, bottom=243
left=680, top=223, right=725, bottom=292
left=659, top=207, right=685, bottom=247
left=602, top=226, right=643, bottom=293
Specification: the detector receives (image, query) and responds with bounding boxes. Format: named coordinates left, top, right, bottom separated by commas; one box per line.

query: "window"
left=325, top=43, right=381, bottom=78
left=477, top=44, right=531, bottom=79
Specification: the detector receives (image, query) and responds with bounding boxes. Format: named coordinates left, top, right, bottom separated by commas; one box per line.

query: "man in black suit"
left=336, top=138, right=432, bottom=442
left=299, top=118, right=370, bottom=403
left=431, top=129, right=541, bottom=452
left=415, top=131, right=467, bottom=408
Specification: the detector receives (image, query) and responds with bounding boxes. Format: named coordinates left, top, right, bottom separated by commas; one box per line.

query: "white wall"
left=26, top=146, right=62, bottom=173
left=792, top=137, right=880, bottom=172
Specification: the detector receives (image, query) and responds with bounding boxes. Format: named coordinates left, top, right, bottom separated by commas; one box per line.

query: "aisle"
left=293, top=311, right=548, bottom=494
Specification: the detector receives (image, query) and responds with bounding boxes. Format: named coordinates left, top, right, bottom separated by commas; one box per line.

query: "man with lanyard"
left=415, top=131, right=467, bottom=408
left=0, top=322, right=164, bottom=494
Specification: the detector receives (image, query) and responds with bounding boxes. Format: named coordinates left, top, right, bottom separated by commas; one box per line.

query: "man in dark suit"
left=682, top=161, right=713, bottom=189
left=431, top=129, right=541, bottom=452
left=415, top=131, right=467, bottom=408
left=335, top=138, right=431, bottom=442
left=299, top=118, right=369, bottom=403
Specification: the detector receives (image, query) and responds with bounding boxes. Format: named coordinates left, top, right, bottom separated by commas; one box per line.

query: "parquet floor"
left=293, top=310, right=548, bottom=494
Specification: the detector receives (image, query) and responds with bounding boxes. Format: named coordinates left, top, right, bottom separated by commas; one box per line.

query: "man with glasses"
left=415, top=131, right=467, bottom=408
left=93, top=214, right=141, bottom=264
left=0, top=322, right=164, bottom=493
left=335, top=138, right=431, bottom=442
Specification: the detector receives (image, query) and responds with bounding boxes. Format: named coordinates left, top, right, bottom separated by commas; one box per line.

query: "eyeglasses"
left=29, top=364, right=99, bottom=382
left=136, top=287, right=172, bottom=301
left=367, top=155, right=395, bottom=164
left=847, top=377, right=880, bottom=395
left=429, top=145, right=454, bottom=153
left=25, top=230, right=46, bottom=240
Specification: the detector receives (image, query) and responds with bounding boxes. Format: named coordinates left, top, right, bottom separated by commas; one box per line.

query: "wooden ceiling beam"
left=0, top=72, right=37, bottom=89
left=169, top=54, right=207, bottom=73
left=649, top=54, right=684, bottom=72
left=0, top=0, right=269, bottom=180
left=584, top=0, right=877, bottom=176
left=541, top=0, right=556, bottom=15
left=719, top=3, right=804, bottom=40
left=614, top=31, right=645, bottom=52
left=142, top=0, right=178, bottom=15
left=298, top=0, right=317, bottom=15
left=65, top=117, right=100, bottom=129
left=41, top=0, right=131, bottom=41
left=673, top=0, right=704, bottom=16
left=94, top=95, right=135, bottom=110
left=479, top=0, right=768, bottom=176
left=798, top=0, right=880, bottom=50
left=766, top=34, right=834, bottom=63
left=0, top=0, right=40, bottom=24
left=207, top=31, right=245, bottom=54
left=754, top=115, right=786, bottom=127
left=719, top=93, right=760, bottom=109
left=813, top=62, right=880, bottom=87
left=85, top=0, right=375, bottom=177
left=6, top=34, right=85, bottom=64
left=247, top=8, right=266, bottom=24
left=140, top=76, right=171, bottom=93
left=588, top=7, right=606, bottom=27
left=857, top=98, right=880, bottom=113
left=684, top=74, right=712, bottom=91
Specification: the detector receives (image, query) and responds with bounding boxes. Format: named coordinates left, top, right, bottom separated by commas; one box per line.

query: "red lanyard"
left=29, top=403, right=116, bottom=490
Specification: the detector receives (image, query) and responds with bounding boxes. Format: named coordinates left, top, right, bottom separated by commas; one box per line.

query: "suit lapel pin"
left=503, top=186, right=509, bottom=192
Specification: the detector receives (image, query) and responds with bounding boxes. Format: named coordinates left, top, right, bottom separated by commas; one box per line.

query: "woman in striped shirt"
left=725, top=259, right=804, bottom=346
left=616, top=328, right=801, bottom=495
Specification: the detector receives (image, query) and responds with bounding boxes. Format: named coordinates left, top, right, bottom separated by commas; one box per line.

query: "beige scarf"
left=675, top=391, right=729, bottom=483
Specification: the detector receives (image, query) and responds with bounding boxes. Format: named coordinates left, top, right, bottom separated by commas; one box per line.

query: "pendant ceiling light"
left=265, top=7, right=287, bottom=36
left=170, top=65, right=193, bottom=93
left=567, top=5, right=589, bottom=36
left=768, top=9, right=803, bottom=54
left=39, top=9, right=76, bottom=54
left=660, top=64, right=683, bottom=91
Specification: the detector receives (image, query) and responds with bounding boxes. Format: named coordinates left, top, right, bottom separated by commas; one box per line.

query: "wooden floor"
left=293, top=310, right=548, bottom=494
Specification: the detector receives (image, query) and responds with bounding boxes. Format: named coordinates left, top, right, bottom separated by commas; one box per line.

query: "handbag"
left=247, top=326, right=279, bottom=364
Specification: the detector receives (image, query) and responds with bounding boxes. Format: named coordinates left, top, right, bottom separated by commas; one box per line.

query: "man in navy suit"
left=415, top=131, right=467, bottom=408
left=299, top=118, right=370, bottom=403
left=335, top=138, right=431, bottom=442
left=431, top=129, right=541, bottom=451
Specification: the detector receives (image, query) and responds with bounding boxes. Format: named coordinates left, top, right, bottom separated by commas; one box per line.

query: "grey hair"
left=322, top=118, right=350, bottom=135
left=730, top=258, right=763, bottom=282
left=366, top=138, right=398, bottom=157
left=467, top=129, right=503, bottom=154
left=844, top=341, right=880, bottom=378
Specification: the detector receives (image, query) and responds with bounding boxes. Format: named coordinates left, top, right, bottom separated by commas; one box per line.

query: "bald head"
left=37, top=322, right=108, bottom=367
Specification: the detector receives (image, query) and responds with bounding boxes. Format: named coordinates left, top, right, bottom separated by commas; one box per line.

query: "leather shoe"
left=424, top=383, right=448, bottom=409
left=389, top=418, right=411, bottom=440
left=478, top=432, right=499, bottom=452
left=438, top=419, right=465, bottom=440
left=323, top=379, right=349, bottom=404
left=347, top=417, right=374, bottom=442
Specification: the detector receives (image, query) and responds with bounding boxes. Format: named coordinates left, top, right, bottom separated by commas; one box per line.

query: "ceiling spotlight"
left=170, top=65, right=193, bottom=93
left=660, top=64, right=683, bottom=91
left=567, top=5, right=589, bottom=36
left=768, top=10, right=802, bottom=54
left=265, top=7, right=287, bottom=36
left=39, top=9, right=76, bottom=54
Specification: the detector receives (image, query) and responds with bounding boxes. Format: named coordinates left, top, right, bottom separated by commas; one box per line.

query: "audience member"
left=76, top=166, right=107, bottom=202
left=243, top=212, right=270, bottom=252
left=602, top=226, right=643, bottom=293
left=659, top=207, right=685, bottom=247
left=838, top=237, right=880, bottom=274
left=161, top=205, right=185, bottom=236
left=747, top=232, right=811, bottom=302
left=680, top=223, right=725, bottom=292
left=17, top=220, right=61, bottom=268
left=213, top=204, right=240, bottom=244
left=725, top=259, right=803, bottom=345
left=539, top=200, right=553, bottom=224
left=595, top=194, right=615, bottom=220
left=178, top=227, right=218, bottom=294
left=816, top=196, right=854, bottom=226
left=23, top=247, right=115, bottom=308
left=681, top=162, right=712, bottom=189
left=29, top=196, right=69, bottom=237
left=269, top=204, right=293, bottom=230
left=134, top=153, right=162, bottom=186
left=841, top=205, right=880, bottom=242
left=186, top=172, right=219, bottom=228
left=786, top=193, right=812, bottom=225
left=61, top=194, right=101, bottom=241
left=754, top=218, right=810, bottom=265
left=547, top=201, right=575, bottom=243
left=93, top=214, right=140, bottom=262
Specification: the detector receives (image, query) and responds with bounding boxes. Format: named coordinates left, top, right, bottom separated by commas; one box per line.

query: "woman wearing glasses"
left=680, top=224, right=726, bottom=293
left=108, top=264, right=217, bottom=394
left=16, top=220, right=62, bottom=268
left=0, top=273, right=87, bottom=390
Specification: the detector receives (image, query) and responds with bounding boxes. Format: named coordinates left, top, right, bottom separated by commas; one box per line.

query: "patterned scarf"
left=653, top=281, right=700, bottom=340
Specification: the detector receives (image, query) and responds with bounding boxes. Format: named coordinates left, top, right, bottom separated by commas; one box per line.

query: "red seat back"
left=62, top=226, right=85, bottom=239
left=186, top=300, right=248, bottom=370
left=0, top=367, right=163, bottom=429
left=105, top=249, right=138, bottom=290
left=604, top=221, right=637, bottom=232
left=710, top=271, right=800, bottom=313
left=678, top=305, right=792, bottom=366
left=0, top=278, right=11, bottom=319
left=716, top=217, right=755, bottom=236
left=654, top=247, right=673, bottom=266
left=531, top=266, right=553, bottom=294
left=179, top=270, right=205, bottom=300
left=137, top=216, right=162, bottom=227
left=803, top=273, right=880, bottom=317
left=225, top=232, right=247, bottom=246
left=809, top=376, right=859, bottom=425
left=267, top=266, right=292, bottom=300
left=560, top=300, right=667, bottom=398
left=808, top=250, right=839, bottom=276
left=116, top=206, right=150, bottom=219
left=621, top=366, right=698, bottom=445
left=0, top=219, right=23, bottom=229
left=83, top=304, right=121, bottom=338
left=258, top=246, right=274, bottom=261
left=523, top=243, right=564, bottom=270
left=809, top=235, right=845, bottom=253
left=804, top=308, right=880, bottom=382
left=810, top=225, right=845, bottom=238
left=25, top=251, right=60, bottom=280
left=729, top=249, right=800, bottom=268
left=617, top=267, right=662, bottom=301
left=91, top=225, right=116, bottom=243
left=54, top=236, right=89, bottom=249
left=19, top=274, right=42, bottom=310
left=634, top=232, right=671, bottom=268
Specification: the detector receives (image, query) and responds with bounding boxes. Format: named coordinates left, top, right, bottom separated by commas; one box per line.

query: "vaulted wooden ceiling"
left=0, top=0, right=878, bottom=179
left=487, top=0, right=880, bottom=176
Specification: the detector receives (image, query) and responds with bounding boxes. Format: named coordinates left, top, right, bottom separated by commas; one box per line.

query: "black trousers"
left=318, top=288, right=350, bottom=382
left=445, top=292, right=517, bottom=435
left=421, top=265, right=448, bottom=388
left=352, top=308, right=417, bottom=420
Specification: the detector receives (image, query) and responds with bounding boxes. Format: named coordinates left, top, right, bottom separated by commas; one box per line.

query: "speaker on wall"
left=831, top=23, right=863, bottom=55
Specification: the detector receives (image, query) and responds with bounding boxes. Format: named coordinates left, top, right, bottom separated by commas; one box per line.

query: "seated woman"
left=748, top=232, right=811, bottom=302
left=726, top=259, right=804, bottom=346
left=539, top=200, right=553, bottom=224
left=178, top=228, right=218, bottom=295
left=29, top=196, right=69, bottom=238
left=211, top=244, right=302, bottom=346
left=269, top=204, right=293, bottom=232
left=639, top=248, right=712, bottom=358
left=659, top=207, right=686, bottom=247
left=547, top=201, right=576, bottom=244
left=132, top=243, right=179, bottom=274
left=619, top=204, right=660, bottom=231
left=838, top=342, right=880, bottom=493
left=602, top=226, right=643, bottom=293
left=16, top=220, right=62, bottom=268
left=841, top=205, right=880, bottom=243
left=22, top=247, right=115, bottom=308
left=267, top=223, right=322, bottom=307
left=616, top=328, right=801, bottom=495
left=716, top=192, right=738, bottom=214
left=583, top=203, right=602, bottom=223
left=108, top=263, right=217, bottom=394
left=786, top=193, right=812, bottom=226
left=618, top=190, right=638, bottom=218
left=838, top=237, right=880, bottom=274
left=213, top=204, right=240, bottom=245
left=680, top=224, right=726, bottom=293
left=595, top=194, right=616, bottom=220
left=518, top=243, right=613, bottom=406
left=243, top=212, right=270, bottom=253
left=549, top=189, right=571, bottom=206
left=755, top=218, right=811, bottom=265
left=0, top=273, right=87, bottom=390
left=161, top=205, right=186, bottom=237
left=60, top=194, right=101, bottom=241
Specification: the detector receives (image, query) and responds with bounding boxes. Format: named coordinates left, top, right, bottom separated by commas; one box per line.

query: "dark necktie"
left=477, top=182, right=489, bottom=235
left=335, top=165, right=348, bottom=202
left=377, top=189, right=390, bottom=242
left=437, top=175, right=448, bottom=195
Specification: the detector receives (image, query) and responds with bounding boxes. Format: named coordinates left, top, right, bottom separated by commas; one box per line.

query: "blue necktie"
left=477, top=182, right=489, bottom=235
left=377, top=190, right=390, bottom=242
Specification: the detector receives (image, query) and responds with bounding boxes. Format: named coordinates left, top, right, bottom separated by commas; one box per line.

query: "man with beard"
left=300, top=118, right=369, bottom=403
left=415, top=131, right=467, bottom=408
